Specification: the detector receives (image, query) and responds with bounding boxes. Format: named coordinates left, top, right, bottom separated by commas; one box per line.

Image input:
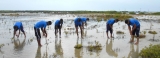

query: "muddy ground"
left=0, top=13, right=160, bottom=58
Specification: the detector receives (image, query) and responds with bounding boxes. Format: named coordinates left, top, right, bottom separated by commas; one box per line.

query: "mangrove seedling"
left=116, top=31, right=124, bottom=34
left=74, top=44, right=82, bottom=49
left=148, top=31, right=157, bottom=34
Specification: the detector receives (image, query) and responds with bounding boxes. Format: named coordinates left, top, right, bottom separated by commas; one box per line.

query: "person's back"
left=54, top=19, right=63, bottom=38
left=74, top=18, right=82, bottom=25
left=107, top=18, right=115, bottom=25
left=14, top=22, right=22, bottom=29
left=129, top=18, right=140, bottom=27
left=125, top=18, right=140, bottom=44
left=106, top=18, right=119, bottom=38
left=81, top=17, right=87, bottom=22
left=55, top=20, right=63, bottom=26
left=34, top=20, right=47, bottom=29
left=74, top=18, right=83, bottom=38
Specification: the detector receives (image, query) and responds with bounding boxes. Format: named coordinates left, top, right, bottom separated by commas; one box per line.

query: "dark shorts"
left=55, top=25, right=61, bottom=29
left=13, top=25, right=24, bottom=32
left=132, top=26, right=140, bottom=37
left=75, top=23, right=82, bottom=27
left=34, top=27, right=41, bottom=40
left=106, top=24, right=113, bottom=34
left=20, top=26, right=24, bottom=32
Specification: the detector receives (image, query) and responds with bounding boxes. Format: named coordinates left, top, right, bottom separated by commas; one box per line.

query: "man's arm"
left=16, top=30, right=20, bottom=38
left=132, top=24, right=136, bottom=31
left=109, top=24, right=113, bottom=31
left=41, top=27, right=45, bottom=36
left=41, top=27, right=44, bottom=33
left=23, top=31, right=26, bottom=38
left=44, top=28, right=47, bottom=37
left=13, top=30, right=16, bottom=38
left=60, top=24, right=63, bottom=29
left=131, top=24, right=136, bottom=35
left=128, top=25, right=132, bottom=35
left=85, top=22, right=87, bottom=27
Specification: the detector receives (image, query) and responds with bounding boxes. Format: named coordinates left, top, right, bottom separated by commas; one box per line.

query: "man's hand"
left=24, top=35, right=26, bottom=38
left=45, top=33, right=47, bottom=38
left=45, top=35, right=47, bottom=38
left=130, top=31, right=132, bottom=35
left=16, top=34, right=19, bottom=38
left=43, top=33, right=45, bottom=36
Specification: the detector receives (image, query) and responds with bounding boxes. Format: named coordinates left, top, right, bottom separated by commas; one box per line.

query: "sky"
left=0, top=0, right=160, bottom=11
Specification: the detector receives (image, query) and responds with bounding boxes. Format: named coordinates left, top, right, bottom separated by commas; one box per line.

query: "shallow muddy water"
left=0, top=14, right=160, bottom=58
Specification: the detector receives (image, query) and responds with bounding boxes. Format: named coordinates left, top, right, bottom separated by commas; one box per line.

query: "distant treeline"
left=0, top=10, right=160, bottom=15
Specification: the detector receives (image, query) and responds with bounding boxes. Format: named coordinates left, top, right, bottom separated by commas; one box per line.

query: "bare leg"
left=82, top=23, right=84, bottom=29
left=106, top=32, right=109, bottom=38
left=37, top=39, right=42, bottom=47
left=135, top=37, right=139, bottom=45
left=130, top=35, right=134, bottom=43
left=75, top=26, right=79, bottom=38
left=80, top=26, right=83, bottom=38
left=110, top=32, right=113, bottom=38
left=55, top=29, right=57, bottom=37
left=59, top=28, right=61, bottom=38
left=23, top=32, right=26, bottom=38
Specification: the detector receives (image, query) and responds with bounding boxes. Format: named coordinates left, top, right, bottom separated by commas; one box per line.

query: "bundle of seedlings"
left=87, top=41, right=102, bottom=51
left=74, top=44, right=82, bottom=49
left=116, top=31, right=124, bottom=34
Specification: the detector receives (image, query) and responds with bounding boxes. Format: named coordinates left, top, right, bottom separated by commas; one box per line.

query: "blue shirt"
left=128, top=18, right=140, bottom=27
left=34, top=20, right=47, bottom=29
left=14, top=22, right=22, bottom=29
left=81, top=17, right=87, bottom=22
left=74, top=18, right=82, bottom=25
left=106, top=18, right=115, bottom=25
left=55, top=20, right=63, bottom=26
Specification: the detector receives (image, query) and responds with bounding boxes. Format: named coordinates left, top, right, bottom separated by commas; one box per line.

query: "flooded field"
left=0, top=13, right=160, bottom=58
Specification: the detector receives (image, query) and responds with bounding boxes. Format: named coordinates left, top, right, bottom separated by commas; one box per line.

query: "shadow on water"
left=35, top=46, right=41, bottom=58
left=13, top=38, right=26, bottom=51
left=149, top=34, right=160, bottom=42
left=106, top=38, right=118, bottom=57
left=127, top=43, right=139, bottom=58
left=42, top=38, right=51, bottom=58
left=54, top=38, right=63, bottom=58
left=0, top=49, right=4, bottom=54
left=75, top=38, right=83, bottom=58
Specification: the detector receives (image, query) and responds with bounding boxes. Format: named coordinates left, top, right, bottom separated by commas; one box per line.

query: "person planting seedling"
left=81, top=17, right=89, bottom=29
left=125, top=18, right=140, bottom=45
left=106, top=18, right=119, bottom=38
left=13, top=22, right=26, bottom=38
left=54, top=19, right=63, bottom=38
left=34, top=20, right=52, bottom=46
left=74, top=18, right=83, bottom=38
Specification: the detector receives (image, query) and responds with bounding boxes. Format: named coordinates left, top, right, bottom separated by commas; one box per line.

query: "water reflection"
left=13, top=38, right=26, bottom=51
left=106, top=38, right=118, bottom=57
left=0, top=49, right=4, bottom=54
left=42, top=44, right=48, bottom=58
left=75, top=38, right=83, bottom=58
left=35, top=46, right=41, bottom=58
left=55, top=38, right=63, bottom=58
left=83, top=30, right=87, bottom=37
left=127, top=44, right=139, bottom=58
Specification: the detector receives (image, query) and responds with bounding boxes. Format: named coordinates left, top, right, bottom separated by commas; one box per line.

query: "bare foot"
left=38, top=44, right=42, bottom=47
left=81, top=36, right=84, bottom=39
left=107, top=36, right=109, bottom=39
left=111, top=36, right=114, bottom=38
left=129, top=40, right=134, bottom=43
left=135, top=42, right=139, bottom=45
left=77, top=36, right=79, bottom=38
